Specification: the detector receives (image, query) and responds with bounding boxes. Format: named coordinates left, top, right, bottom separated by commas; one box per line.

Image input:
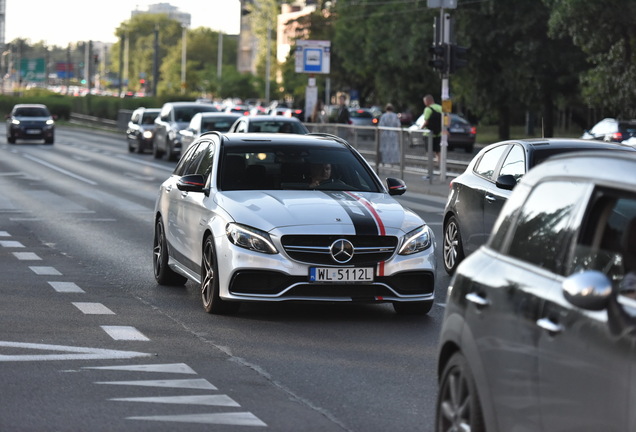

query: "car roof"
left=490, top=137, right=635, bottom=151
left=13, top=104, right=48, bottom=109
left=195, top=112, right=241, bottom=117
left=164, top=101, right=216, bottom=107
left=217, top=132, right=349, bottom=149
left=237, top=115, right=302, bottom=122
left=522, top=150, right=636, bottom=188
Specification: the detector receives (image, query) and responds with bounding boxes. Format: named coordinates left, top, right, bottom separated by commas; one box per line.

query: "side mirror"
left=495, top=174, right=517, bottom=191
left=562, top=270, right=612, bottom=311
left=177, top=174, right=207, bottom=193
left=386, top=177, right=407, bottom=196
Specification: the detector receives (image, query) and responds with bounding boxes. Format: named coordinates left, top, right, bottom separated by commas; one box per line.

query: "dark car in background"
left=442, top=138, right=636, bottom=274
left=6, top=104, right=55, bottom=144
left=437, top=151, right=636, bottom=431
left=126, top=107, right=160, bottom=153
left=348, top=107, right=378, bottom=139
left=153, top=101, right=219, bottom=161
left=179, top=112, right=241, bottom=150
left=228, top=115, right=309, bottom=134
left=409, top=113, right=476, bottom=152
left=581, top=117, right=636, bottom=142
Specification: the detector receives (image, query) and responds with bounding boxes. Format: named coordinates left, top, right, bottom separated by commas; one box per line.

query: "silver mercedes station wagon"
left=153, top=132, right=436, bottom=315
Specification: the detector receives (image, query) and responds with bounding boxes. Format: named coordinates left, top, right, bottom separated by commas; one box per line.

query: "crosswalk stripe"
left=126, top=412, right=267, bottom=426
left=85, top=363, right=196, bottom=374
left=96, top=378, right=217, bottom=390
left=111, top=394, right=240, bottom=407
left=101, top=326, right=149, bottom=341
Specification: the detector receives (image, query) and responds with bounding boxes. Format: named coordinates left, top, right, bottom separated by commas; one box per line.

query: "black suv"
left=6, top=104, right=55, bottom=144
left=437, top=151, right=636, bottom=431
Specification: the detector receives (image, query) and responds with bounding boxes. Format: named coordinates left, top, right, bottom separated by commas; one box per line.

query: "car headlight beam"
left=398, top=225, right=432, bottom=255
left=226, top=223, right=278, bottom=254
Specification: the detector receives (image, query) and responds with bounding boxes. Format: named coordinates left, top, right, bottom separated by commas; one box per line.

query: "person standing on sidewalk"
left=378, top=103, right=401, bottom=166
left=422, top=94, right=443, bottom=164
left=336, top=95, right=351, bottom=141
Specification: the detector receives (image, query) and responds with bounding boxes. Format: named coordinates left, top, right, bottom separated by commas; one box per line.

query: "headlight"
left=226, top=223, right=278, bottom=254
left=46, top=119, right=55, bottom=125
left=11, top=119, right=20, bottom=125
left=398, top=225, right=432, bottom=255
left=142, top=130, right=153, bottom=139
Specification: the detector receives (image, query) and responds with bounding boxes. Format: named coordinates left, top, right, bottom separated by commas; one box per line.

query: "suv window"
left=506, top=181, right=588, bottom=274
left=474, top=144, right=508, bottom=180
left=499, top=144, right=525, bottom=181
left=570, top=190, right=636, bottom=295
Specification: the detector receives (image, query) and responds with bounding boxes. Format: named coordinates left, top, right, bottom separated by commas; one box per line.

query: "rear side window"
left=474, top=144, right=508, bottom=180
left=506, top=181, right=588, bottom=274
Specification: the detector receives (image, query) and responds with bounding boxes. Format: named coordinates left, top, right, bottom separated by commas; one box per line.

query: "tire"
left=436, top=352, right=485, bottom=432
left=201, top=236, right=240, bottom=315
left=443, top=215, right=465, bottom=275
left=465, top=144, right=474, bottom=153
left=153, top=219, right=188, bottom=286
left=7, top=134, right=15, bottom=144
left=393, top=300, right=433, bottom=315
left=45, top=137, right=54, bottom=145
left=128, top=141, right=135, bottom=152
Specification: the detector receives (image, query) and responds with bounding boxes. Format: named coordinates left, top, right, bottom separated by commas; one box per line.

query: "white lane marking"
left=48, top=281, right=85, bottom=293
left=0, top=240, right=24, bottom=248
left=96, top=378, right=217, bottom=390
left=30, top=266, right=62, bottom=275
left=72, top=302, right=115, bottom=315
left=0, top=231, right=10, bottom=236
left=127, top=412, right=267, bottom=426
left=22, top=154, right=98, bottom=185
left=111, top=394, right=241, bottom=407
left=101, top=326, right=150, bottom=341
left=13, top=252, right=42, bottom=260
left=0, top=341, right=151, bottom=362
left=85, top=363, right=196, bottom=374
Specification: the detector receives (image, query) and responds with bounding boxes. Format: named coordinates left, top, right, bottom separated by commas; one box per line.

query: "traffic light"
left=428, top=43, right=448, bottom=73
left=449, top=44, right=469, bottom=74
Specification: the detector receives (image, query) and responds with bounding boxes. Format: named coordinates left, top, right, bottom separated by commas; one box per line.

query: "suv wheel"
left=436, top=352, right=485, bottom=432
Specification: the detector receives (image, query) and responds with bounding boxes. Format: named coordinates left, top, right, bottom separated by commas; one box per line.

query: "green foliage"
left=545, top=0, right=636, bottom=118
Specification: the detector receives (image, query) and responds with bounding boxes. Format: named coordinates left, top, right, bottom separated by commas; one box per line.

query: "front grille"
left=281, top=235, right=398, bottom=266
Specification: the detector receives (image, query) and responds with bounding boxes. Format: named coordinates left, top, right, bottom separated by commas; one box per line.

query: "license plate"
left=449, top=127, right=464, bottom=133
left=309, top=267, right=374, bottom=283
left=26, top=129, right=41, bottom=134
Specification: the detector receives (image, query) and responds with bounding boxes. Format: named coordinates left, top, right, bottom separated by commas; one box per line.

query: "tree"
left=545, top=0, right=636, bottom=120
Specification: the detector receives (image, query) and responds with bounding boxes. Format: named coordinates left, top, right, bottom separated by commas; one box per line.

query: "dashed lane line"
left=29, top=266, right=62, bottom=275
left=111, top=394, right=241, bottom=407
left=48, top=281, right=85, bottom=293
left=85, top=363, right=196, bottom=374
left=72, top=302, right=116, bottom=315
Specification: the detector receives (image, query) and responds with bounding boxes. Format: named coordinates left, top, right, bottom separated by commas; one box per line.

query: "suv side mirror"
left=562, top=270, right=612, bottom=311
left=495, top=174, right=517, bottom=191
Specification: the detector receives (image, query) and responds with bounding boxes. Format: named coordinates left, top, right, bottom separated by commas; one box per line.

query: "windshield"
left=14, top=107, right=50, bottom=117
left=219, top=144, right=380, bottom=192
left=247, top=120, right=307, bottom=134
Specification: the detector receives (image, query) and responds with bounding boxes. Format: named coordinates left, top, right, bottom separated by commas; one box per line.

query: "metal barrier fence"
left=305, top=123, right=468, bottom=181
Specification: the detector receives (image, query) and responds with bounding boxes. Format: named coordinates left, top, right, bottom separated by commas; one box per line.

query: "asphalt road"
left=0, top=126, right=452, bottom=432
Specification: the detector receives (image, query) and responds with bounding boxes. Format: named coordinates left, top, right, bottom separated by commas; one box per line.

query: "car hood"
left=215, top=190, right=424, bottom=236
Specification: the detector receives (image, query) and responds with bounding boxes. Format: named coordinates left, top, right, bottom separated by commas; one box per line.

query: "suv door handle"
left=485, top=194, right=496, bottom=203
left=466, top=292, right=489, bottom=307
left=536, top=317, right=563, bottom=335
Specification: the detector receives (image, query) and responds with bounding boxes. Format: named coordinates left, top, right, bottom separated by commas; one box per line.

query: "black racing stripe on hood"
left=322, top=191, right=378, bottom=235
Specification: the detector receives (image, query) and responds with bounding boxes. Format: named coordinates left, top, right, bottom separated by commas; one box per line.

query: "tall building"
left=131, top=2, right=191, bottom=27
